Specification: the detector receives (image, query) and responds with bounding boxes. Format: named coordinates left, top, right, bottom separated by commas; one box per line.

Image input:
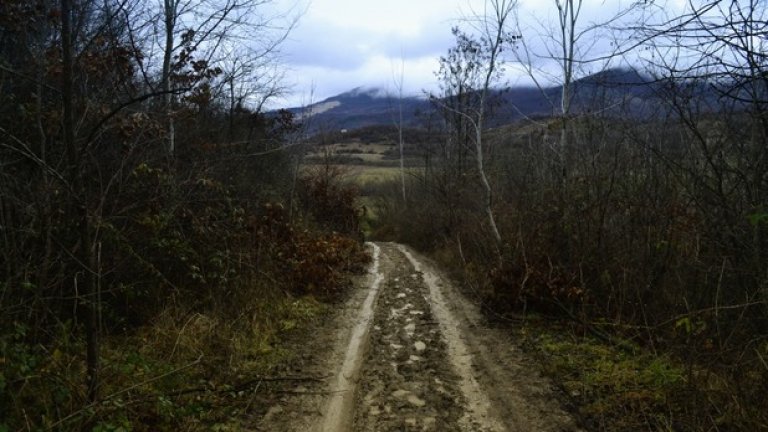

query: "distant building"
left=340, top=129, right=348, bottom=134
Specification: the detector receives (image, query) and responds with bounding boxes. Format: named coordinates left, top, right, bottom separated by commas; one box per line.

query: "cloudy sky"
left=269, top=0, right=684, bottom=108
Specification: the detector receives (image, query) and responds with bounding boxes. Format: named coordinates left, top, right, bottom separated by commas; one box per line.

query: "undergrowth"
left=369, top=171, right=768, bottom=431
left=518, top=318, right=768, bottom=431
left=519, top=321, right=684, bottom=431
left=1, top=295, right=329, bottom=431
left=0, top=165, right=371, bottom=431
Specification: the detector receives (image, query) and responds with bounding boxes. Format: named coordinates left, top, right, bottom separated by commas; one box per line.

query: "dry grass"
left=306, top=142, right=395, bottom=163
left=300, top=164, right=407, bottom=188
left=2, top=288, right=329, bottom=431
left=344, top=165, right=405, bottom=186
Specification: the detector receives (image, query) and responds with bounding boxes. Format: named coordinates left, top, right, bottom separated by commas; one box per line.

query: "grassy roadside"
left=3, top=292, right=336, bottom=431
left=511, top=315, right=768, bottom=432
left=407, top=242, right=763, bottom=431
left=513, top=318, right=686, bottom=431
left=1, top=164, right=372, bottom=431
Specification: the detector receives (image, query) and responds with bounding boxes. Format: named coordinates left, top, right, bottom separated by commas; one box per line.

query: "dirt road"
left=258, top=242, right=581, bottom=431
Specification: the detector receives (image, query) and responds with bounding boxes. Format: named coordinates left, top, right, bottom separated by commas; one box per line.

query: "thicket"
left=376, top=103, right=768, bottom=432
left=0, top=0, right=368, bottom=430
left=370, top=3, right=768, bottom=429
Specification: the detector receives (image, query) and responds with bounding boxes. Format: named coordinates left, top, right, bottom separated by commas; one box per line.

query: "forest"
left=0, top=0, right=370, bottom=429
left=369, top=0, right=768, bottom=429
left=1, top=0, right=767, bottom=430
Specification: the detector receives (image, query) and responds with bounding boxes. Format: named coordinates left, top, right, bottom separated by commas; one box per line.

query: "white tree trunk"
left=162, top=0, right=176, bottom=156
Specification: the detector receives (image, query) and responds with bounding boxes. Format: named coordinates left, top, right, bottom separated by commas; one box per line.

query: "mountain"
left=284, top=68, right=658, bottom=131
left=494, top=68, right=658, bottom=120
left=288, top=87, right=431, bottom=131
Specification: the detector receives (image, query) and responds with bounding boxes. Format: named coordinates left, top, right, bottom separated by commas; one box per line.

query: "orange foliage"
left=253, top=203, right=370, bottom=297
left=488, top=256, right=588, bottom=314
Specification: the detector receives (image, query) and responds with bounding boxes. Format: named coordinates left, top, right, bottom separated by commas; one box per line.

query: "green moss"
left=526, top=329, right=686, bottom=431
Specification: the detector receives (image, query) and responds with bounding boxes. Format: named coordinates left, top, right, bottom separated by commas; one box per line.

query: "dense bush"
left=254, top=201, right=370, bottom=297
left=298, top=164, right=365, bottom=239
left=0, top=1, right=369, bottom=429
left=370, top=109, right=768, bottom=430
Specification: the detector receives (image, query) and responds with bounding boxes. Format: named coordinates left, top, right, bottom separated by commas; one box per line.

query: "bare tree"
left=391, top=53, right=408, bottom=202
left=432, top=0, right=519, bottom=248
left=60, top=0, right=101, bottom=401
left=635, top=0, right=768, bottom=306
left=156, top=0, right=297, bottom=156
left=217, top=47, right=288, bottom=143
left=513, top=0, right=646, bottom=178
left=1, top=0, right=300, bottom=409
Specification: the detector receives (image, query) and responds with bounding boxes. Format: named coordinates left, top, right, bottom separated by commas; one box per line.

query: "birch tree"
left=391, top=54, right=407, bottom=202
left=434, top=0, right=519, bottom=247
left=513, top=0, right=645, bottom=179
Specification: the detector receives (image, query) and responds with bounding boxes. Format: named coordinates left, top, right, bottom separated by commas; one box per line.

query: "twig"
left=654, top=302, right=766, bottom=330
left=45, top=355, right=203, bottom=430
left=162, top=374, right=331, bottom=399
left=243, top=375, right=329, bottom=383
left=756, top=348, right=768, bottom=371
left=273, top=389, right=343, bottom=396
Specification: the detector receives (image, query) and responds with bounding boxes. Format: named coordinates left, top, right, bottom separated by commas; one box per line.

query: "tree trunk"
left=398, top=111, right=406, bottom=202
left=61, top=0, right=99, bottom=402
left=162, top=0, right=176, bottom=156
left=475, top=122, right=502, bottom=246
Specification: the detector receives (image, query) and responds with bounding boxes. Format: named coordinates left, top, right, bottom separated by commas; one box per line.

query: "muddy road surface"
left=257, top=242, right=580, bottom=431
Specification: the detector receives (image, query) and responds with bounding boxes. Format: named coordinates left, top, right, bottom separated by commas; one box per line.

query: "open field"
left=300, top=158, right=420, bottom=237
left=306, top=142, right=396, bottom=164
left=303, top=137, right=424, bottom=190
left=342, top=165, right=406, bottom=186
left=301, top=164, right=403, bottom=185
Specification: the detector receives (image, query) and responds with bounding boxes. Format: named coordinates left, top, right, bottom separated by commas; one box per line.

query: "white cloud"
left=268, top=0, right=466, bottom=107
left=268, top=0, right=672, bottom=109
left=273, top=53, right=443, bottom=108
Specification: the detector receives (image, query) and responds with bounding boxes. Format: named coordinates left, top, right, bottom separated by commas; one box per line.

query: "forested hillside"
left=2, top=0, right=768, bottom=431
left=367, top=1, right=768, bottom=430
left=0, top=0, right=369, bottom=429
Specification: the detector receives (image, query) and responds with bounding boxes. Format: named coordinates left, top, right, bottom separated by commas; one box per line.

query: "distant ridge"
left=287, top=87, right=428, bottom=131
left=283, top=68, right=657, bottom=131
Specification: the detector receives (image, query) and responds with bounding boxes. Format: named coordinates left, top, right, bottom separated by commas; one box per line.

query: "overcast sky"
left=269, top=0, right=685, bottom=109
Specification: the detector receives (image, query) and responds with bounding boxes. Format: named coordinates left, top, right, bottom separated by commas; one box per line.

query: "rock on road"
left=257, top=243, right=581, bottom=431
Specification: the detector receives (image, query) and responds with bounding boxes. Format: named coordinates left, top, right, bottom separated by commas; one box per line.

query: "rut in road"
left=350, top=243, right=500, bottom=431
left=258, top=242, right=580, bottom=431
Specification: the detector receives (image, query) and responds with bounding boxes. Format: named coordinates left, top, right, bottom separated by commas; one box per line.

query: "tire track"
left=263, top=242, right=580, bottom=431
left=321, top=242, right=384, bottom=432
left=343, top=243, right=509, bottom=431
